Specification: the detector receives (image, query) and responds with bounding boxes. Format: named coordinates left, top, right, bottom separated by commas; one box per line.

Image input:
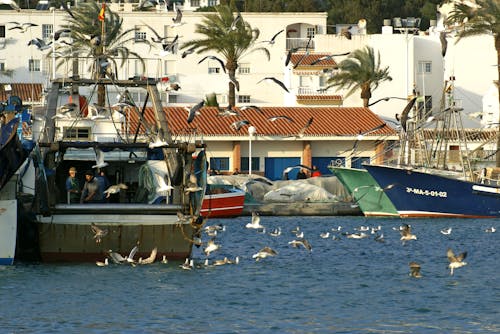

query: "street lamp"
left=248, top=126, right=256, bottom=175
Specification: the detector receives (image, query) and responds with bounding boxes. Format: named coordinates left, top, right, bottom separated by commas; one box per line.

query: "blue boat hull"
left=364, top=165, right=500, bottom=218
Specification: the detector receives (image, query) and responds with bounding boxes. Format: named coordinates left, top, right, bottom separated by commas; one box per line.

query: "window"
left=208, top=0, right=217, bottom=6
left=64, top=127, right=90, bottom=140
left=190, top=0, right=200, bottom=6
left=0, top=60, right=5, bottom=71
left=417, top=95, right=432, bottom=117
left=0, top=25, right=5, bottom=38
left=134, top=59, right=143, bottom=76
left=168, top=94, right=177, bottom=103
left=238, top=63, right=250, bottom=74
left=238, top=95, right=250, bottom=103
left=42, top=24, right=53, bottom=41
left=42, top=57, right=51, bottom=75
left=319, top=76, right=327, bottom=88
left=134, top=26, right=147, bottom=42
left=418, top=61, right=432, bottom=74
left=240, top=157, right=259, bottom=172
left=210, top=157, right=229, bottom=171
left=216, top=94, right=227, bottom=104
left=306, top=27, right=316, bottom=38
left=29, top=59, right=41, bottom=72
left=208, top=67, right=220, bottom=74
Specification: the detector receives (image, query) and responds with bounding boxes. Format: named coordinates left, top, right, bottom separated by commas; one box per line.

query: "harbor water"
left=1, top=216, right=498, bottom=333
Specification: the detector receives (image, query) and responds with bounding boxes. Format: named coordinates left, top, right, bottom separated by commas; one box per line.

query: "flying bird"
left=54, top=28, right=71, bottom=41
left=229, top=12, right=241, bottom=31
left=60, top=0, right=75, bottom=18
left=439, top=31, right=448, bottom=57
left=257, top=77, right=289, bottom=93
left=310, top=52, right=350, bottom=65
left=28, top=38, right=52, bottom=51
left=260, top=29, right=284, bottom=45
left=409, top=262, right=422, bottom=278
left=239, top=105, right=263, bottom=114
left=145, top=23, right=169, bottom=44
left=186, top=100, right=204, bottom=124
left=217, top=105, right=239, bottom=117
left=231, top=119, right=250, bottom=132
left=103, top=183, right=128, bottom=198
left=297, top=117, right=314, bottom=138
left=181, top=45, right=196, bottom=58
left=447, top=248, right=467, bottom=275
left=204, top=239, right=220, bottom=256
left=138, top=247, right=158, bottom=264
left=91, top=223, right=108, bottom=244
left=198, top=55, right=226, bottom=73
left=350, top=123, right=387, bottom=153
left=288, top=238, right=312, bottom=252
left=285, top=47, right=299, bottom=67
left=92, top=147, right=109, bottom=169
left=1, top=0, right=20, bottom=11
left=400, top=223, right=417, bottom=244
left=246, top=211, right=264, bottom=230
left=341, top=26, right=352, bottom=39
left=268, top=115, right=293, bottom=122
left=171, top=7, right=183, bottom=26
left=397, top=97, right=417, bottom=132
left=8, top=22, right=38, bottom=32
left=293, top=36, right=313, bottom=68
left=252, top=246, right=277, bottom=261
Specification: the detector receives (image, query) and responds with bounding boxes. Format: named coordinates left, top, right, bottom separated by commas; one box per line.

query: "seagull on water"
left=409, top=262, right=422, bottom=278
left=104, top=183, right=128, bottom=198
left=91, top=223, right=108, bottom=244
left=320, top=232, right=330, bottom=239
left=180, top=258, right=194, bottom=270
left=96, top=258, right=109, bottom=267
left=440, top=227, right=452, bottom=235
left=269, top=227, right=281, bottom=237
left=252, top=246, right=277, bottom=261
left=374, top=233, right=385, bottom=243
left=108, top=250, right=127, bottom=264
left=484, top=226, right=496, bottom=233
left=447, top=248, right=467, bottom=275
left=346, top=232, right=369, bottom=239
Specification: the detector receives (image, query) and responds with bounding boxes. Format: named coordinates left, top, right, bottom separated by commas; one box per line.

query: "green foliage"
left=327, top=46, right=392, bottom=107
left=181, top=4, right=270, bottom=105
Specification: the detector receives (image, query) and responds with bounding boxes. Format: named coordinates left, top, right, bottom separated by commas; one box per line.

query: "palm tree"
left=181, top=5, right=270, bottom=106
left=444, top=0, right=500, bottom=166
left=326, top=46, right=392, bottom=107
left=55, top=2, right=148, bottom=106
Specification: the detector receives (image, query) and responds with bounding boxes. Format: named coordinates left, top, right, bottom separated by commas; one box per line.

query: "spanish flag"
left=98, top=2, right=105, bottom=22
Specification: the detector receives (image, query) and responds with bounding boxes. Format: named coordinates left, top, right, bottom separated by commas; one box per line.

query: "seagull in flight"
left=181, top=45, right=196, bottom=58
left=252, top=246, right=277, bottom=261
left=91, top=223, right=108, bottom=244
left=296, top=117, right=314, bottom=138
left=8, top=22, right=38, bottom=32
left=246, top=211, right=264, bottom=230
left=400, top=223, right=417, bottom=244
left=310, top=52, right=350, bottom=65
left=447, top=248, right=467, bottom=275
left=229, top=12, right=241, bottom=31
left=204, top=239, right=220, bottom=256
left=138, top=247, right=158, bottom=264
left=285, top=47, right=299, bottom=67
left=268, top=115, right=293, bottom=122
left=28, top=38, right=52, bottom=51
left=198, top=55, right=226, bottom=73
left=257, top=77, right=289, bottom=93
left=231, top=119, right=250, bottom=132
left=92, top=147, right=109, bottom=169
left=171, top=8, right=183, bottom=27
left=260, top=29, right=284, bottom=45
left=186, top=100, right=204, bottom=124
left=239, top=105, right=264, bottom=114
left=293, top=36, right=313, bottom=69
left=288, top=238, right=312, bottom=252
left=103, top=183, right=128, bottom=198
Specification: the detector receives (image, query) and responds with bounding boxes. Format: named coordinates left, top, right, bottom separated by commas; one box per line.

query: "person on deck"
left=96, top=169, right=111, bottom=202
left=65, top=167, right=80, bottom=204
left=297, top=168, right=308, bottom=179
left=311, top=166, right=322, bottom=177
left=80, top=170, right=104, bottom=203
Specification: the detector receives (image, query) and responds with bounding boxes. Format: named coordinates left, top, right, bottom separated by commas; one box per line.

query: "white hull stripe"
left=472, top=185, right=500, bottom=195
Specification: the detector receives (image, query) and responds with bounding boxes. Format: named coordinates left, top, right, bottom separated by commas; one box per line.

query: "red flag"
left=98, top=3, right=105, bottom=22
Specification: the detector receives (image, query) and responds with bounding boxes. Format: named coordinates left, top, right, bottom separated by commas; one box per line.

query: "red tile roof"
left=0, top=83, right=43, bottom=103
left=131, top=106, right=397, bottom=138
left=296, top=95, right=342, bottom=101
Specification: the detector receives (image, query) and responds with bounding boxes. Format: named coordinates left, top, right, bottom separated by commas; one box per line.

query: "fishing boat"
left=363, top=79, right=500, bottom=218
left=329, top=166, right=398, bottom=217
left=0, top=96, right=35, bottom=265
left=364, top=164, right=500, bottom=218
left=20, top=77, right=207, bottom=262
left=201, top=184, right=246, bottom=218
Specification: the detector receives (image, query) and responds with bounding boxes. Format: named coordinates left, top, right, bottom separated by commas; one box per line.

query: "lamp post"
left=248, top=126, right=256, bottom=175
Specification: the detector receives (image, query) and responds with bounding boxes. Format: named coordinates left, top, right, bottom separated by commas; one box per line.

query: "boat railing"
left=52, top=203, right=184, bottom=214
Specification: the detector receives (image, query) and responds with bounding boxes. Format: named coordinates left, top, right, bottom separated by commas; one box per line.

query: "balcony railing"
left=286, top=38, right=315, bottom=51
left=297, top=87, right=334, bottom=95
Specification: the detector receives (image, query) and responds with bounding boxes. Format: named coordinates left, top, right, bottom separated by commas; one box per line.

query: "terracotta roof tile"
left=296, top=95, right=342, bottom=101
left=131, top=106, right=397, bottom=138
left=0, top=83, right=43, bottom=103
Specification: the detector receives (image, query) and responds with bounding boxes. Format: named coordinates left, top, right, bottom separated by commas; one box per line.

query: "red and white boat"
left=201, top=186, right=246, bottom=218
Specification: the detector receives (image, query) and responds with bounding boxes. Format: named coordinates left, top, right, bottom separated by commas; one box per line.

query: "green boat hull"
left=330, top=167, right=399, bottom=217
